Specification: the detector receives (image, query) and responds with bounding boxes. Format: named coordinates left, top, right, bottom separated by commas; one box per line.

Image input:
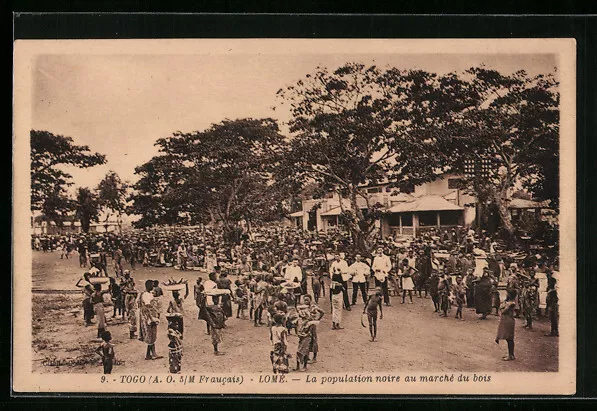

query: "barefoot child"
left=167, top=283, right=189, bottom=336
left=363, top=287, right=383, bottom=342
left=125, top=290, right=138, bottom=339
left=109, top=277, right=124, bottom=319
left=304, top=294, right=324, bottom=363
left=311, top=270, right=323, bottom=304
left=234, top=279, right=248, bottom=319
left=95, top=330, right=115, bottom=374
left=91, top=283, right=111, bottom=338
left=270, top=313, right=290, bottom=374
left=167, top=323, right=183, bottom=374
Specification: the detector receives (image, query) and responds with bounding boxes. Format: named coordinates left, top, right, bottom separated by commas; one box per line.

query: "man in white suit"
left=329, top=253, right=351, bottom=310
left=372, top=246, right=392, bottom=306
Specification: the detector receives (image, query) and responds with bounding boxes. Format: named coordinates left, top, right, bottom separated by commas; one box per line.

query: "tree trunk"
left=348, top=188, right=376, bottom=255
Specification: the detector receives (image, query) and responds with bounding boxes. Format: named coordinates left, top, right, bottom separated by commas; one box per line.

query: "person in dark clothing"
left=473, top=269, right=493, bottom=320
left=495, top=290, right=517, bottom=361
left=428, top=271, right=440, bottom=312
left=465, top=269, right=476, bottom=308
left=545, top=277, right=559, bottom=337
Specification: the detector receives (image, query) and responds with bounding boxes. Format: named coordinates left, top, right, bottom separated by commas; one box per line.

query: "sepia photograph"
left=12, top=38, right=576, bottom=395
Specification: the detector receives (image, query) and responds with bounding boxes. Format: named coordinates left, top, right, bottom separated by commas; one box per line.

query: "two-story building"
left=290, top=174, right=477, bottom=238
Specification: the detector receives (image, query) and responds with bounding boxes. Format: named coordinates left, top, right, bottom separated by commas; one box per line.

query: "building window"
left=418, top=211, right=437, bottom=227
left=387, top=214, right=401, bottom=226
left=401, top=213, right=413, bottom=227
left=325, top=192, right=334, bottom=199
left=440, top=210, right=461, bottom=226
left=367, top=187, right=382, bottom=193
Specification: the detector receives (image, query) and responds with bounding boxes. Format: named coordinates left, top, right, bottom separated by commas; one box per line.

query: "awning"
left=508, top=198, right=550, bottom=209
left=321, top=207, right=342, bottom=216
left=289, top=211, right=304, bottom=218
left=387, top=195, right=463, bottom=213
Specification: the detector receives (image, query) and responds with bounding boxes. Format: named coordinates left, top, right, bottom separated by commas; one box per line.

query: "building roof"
left=508, top=198, right=550, bottom=209
left=387, top=195, right=464, bottom=213
left=321, top=207, right=343, bottom=216
left=389, top=193, right=416, bottom=203
left=289, top=211, right=304, bottom=218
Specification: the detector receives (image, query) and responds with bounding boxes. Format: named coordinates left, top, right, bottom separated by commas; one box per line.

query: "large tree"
left=97, top=171, right=128, bottom=233
left=129, top=118, right=285, bottom=241
left=128, top=155, right=192, bottom=228
left=276, top=63, right=461, bottom=253
left=39, top=185, right=74, bottom=229
left=435, top=67, right=560, bottom=239
left=30, top=130, right=106, bottom=211
left=75, top=187, right=100, bottom=233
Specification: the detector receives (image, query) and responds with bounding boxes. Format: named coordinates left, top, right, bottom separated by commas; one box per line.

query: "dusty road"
left=30, top=251, right=558, bottom=374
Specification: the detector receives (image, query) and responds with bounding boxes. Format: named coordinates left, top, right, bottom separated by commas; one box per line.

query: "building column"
left=399, top=214, right=403, bottom=235
left=436, top=212, right=441, bottom=230
left=413, top=213, right=418, bottom=238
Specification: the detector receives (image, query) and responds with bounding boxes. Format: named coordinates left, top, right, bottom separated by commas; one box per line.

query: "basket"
left=88, top=277, right=110, bottom=285
left=162, top=283, right=187, bottom=292
left=203, top=288, right=231, bottom=296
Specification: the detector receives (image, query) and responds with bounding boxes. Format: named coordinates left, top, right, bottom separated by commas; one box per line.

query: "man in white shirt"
left=285, top=259, right=303, bottom=282
left=177, top=242, right=188, bottom=271
left=372, top=246, right=392, bottom=306
left=349, top=254, right=370, bottom=305
left=329, top=253, right=351, bottom=310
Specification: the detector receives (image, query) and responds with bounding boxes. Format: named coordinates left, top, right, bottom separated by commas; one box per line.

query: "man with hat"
left=349, top=253, right=370, bottom=305
left=329, top=253, right=351, bottom=310
left=372, top=246, right=392, bottom=306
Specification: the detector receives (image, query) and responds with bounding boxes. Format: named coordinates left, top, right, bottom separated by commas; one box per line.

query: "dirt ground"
left=31, top=251, right=558, bottom=374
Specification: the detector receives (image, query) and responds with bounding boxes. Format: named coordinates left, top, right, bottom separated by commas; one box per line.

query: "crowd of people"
left=34, top=223, right=560, bottom=374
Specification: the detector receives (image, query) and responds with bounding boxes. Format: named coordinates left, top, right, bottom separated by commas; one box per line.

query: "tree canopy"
left=128, top=118, right=286, bottom=241
left=276, top=63, right=463, bottom=252
left=75, top=187, right=100, bottom=233
left=31, top=130, right=106, bottom=212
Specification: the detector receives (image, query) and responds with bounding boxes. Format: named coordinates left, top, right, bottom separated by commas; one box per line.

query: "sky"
left=32, top=45, right=557, bottom=192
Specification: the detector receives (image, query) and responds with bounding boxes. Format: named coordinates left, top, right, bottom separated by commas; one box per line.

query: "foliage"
left=97, top=171, right=128, bottom=232
left=435, top=67, right=559, bottom=238
left=75, top=187, right=100, bottom=233
left=276, top=63, right=455, bottom=253
left=30, top=130, right=106, bottom=211
left=128, top=118, right=286, bottom=240
left=39, top=185, right=74, bottom=228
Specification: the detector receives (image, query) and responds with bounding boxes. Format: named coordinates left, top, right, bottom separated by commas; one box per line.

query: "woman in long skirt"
left=205, top=304, right=226, bottom=355
left=125, top=290, right=138, bottom=339
left=330, top=272, right=344, bottom=330
left=76, top=274, right=94, bottom=326
left=91, top=284, right=110, bottom=338
left=139, top=280, right=160, bottom=360
left=304, top=295, right=324, bottom=363
left=495, top=290, right=517, bottom=361
left=295, top=306, right=313, bottom=372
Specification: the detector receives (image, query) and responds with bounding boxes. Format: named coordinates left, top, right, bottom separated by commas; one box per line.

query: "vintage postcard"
left=13, top=38, right=576, bottom=395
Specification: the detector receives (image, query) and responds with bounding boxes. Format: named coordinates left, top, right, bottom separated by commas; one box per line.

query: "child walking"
left=270, top=313, right=290, bottom=374
left=95, top=330, right=115, bottom=374
left=167, top=323, right=183, bottom=374
left=363, top=287, right=383, bottom=342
